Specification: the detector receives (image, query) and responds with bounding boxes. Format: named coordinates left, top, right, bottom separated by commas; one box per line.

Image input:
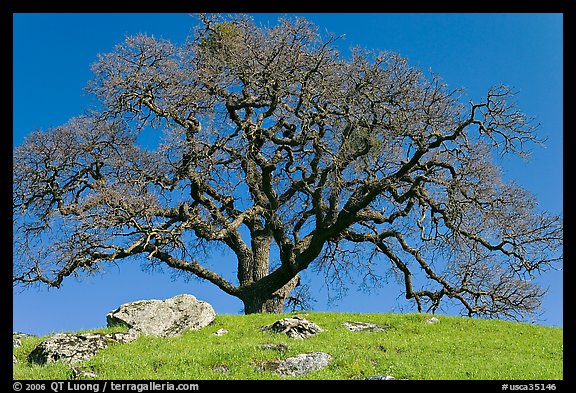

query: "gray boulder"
left=262, top=316, right=323, bottom=339
left=106, top=294, right=216, bottom=337
left=28, top=331, right=137, bottom=365
left=276, top=352, right=332, bottom=377
left=426, top=317, right=440, bottom=324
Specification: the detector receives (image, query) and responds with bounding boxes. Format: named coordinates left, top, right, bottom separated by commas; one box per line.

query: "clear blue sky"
left=13, top=13, right=563, bottom=335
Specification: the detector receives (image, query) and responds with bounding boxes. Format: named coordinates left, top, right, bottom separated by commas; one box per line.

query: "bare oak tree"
left=13, top=15, right=562, bottom=318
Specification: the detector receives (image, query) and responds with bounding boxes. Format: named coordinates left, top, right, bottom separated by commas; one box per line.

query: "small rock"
left=262, top=316, right=323, bottom=339
left=276, top=352, right=332, bottom=377
left=255, top=359, right=282, bottom=372
left=13, top=338, right=22, bottom=347
left=71, top=366, right=98, bottom=379
left=343, top=321, right=391, bottom=332
left=213, top=329, right=228, bottom=336
left=13, top=332, right=36, bottom=340
left=259, top=343, right=289, bottom=352
left=426, top=317, right=440, bottom=324
left=212, top=364, right=229, bottom=373
left=13, top=355, right=18, bottom=364
left=366, top=375, right=396, bottom=380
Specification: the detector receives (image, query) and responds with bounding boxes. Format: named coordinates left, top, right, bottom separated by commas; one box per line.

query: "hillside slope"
left=13, top=312, right=563, bottom=380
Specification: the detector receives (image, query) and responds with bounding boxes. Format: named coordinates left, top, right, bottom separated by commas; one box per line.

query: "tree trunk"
left=251, top=234, right=272, bottom=282
left=243, top=294, right=286, bottom=314
left=238, top=229, right=300, bottom=314
left=242, top=275, right=300, bottom=314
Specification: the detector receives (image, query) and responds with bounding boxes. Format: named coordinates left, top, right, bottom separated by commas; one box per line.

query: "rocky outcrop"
left=426, top=317, right=440, bottom=324
left=275, top=352, right=332, bottom=377
left=261, top=316, right=323, bottom=339
left=24, top=294, right=216, bottom=366
left=106, top=294, right=216, bottom=337
left=27, top=332, right=137, bottom=365
left=343, top=321, right=391, bottom=332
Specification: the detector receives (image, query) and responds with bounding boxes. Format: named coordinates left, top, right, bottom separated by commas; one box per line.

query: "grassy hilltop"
left=13, top=312, right=563, bottom=380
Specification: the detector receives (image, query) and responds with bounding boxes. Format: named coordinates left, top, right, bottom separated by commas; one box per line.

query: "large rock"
left=27, top=332, right=137, bottom=365
left=276, top=352, right=332, bottom=377
left=262, top=316, right=323, bottom=339
left=106, top=294, right=215, bottom=337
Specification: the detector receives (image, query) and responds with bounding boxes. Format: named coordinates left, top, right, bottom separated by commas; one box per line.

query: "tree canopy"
left=13, top=14, right=562, bottom=318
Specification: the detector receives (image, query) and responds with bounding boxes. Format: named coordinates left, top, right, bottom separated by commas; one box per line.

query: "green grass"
left=13, top=312, right=563, bottom=380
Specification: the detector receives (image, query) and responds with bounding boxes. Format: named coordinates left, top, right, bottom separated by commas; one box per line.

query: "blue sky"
left=13, top=13, right=563, bottom=335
